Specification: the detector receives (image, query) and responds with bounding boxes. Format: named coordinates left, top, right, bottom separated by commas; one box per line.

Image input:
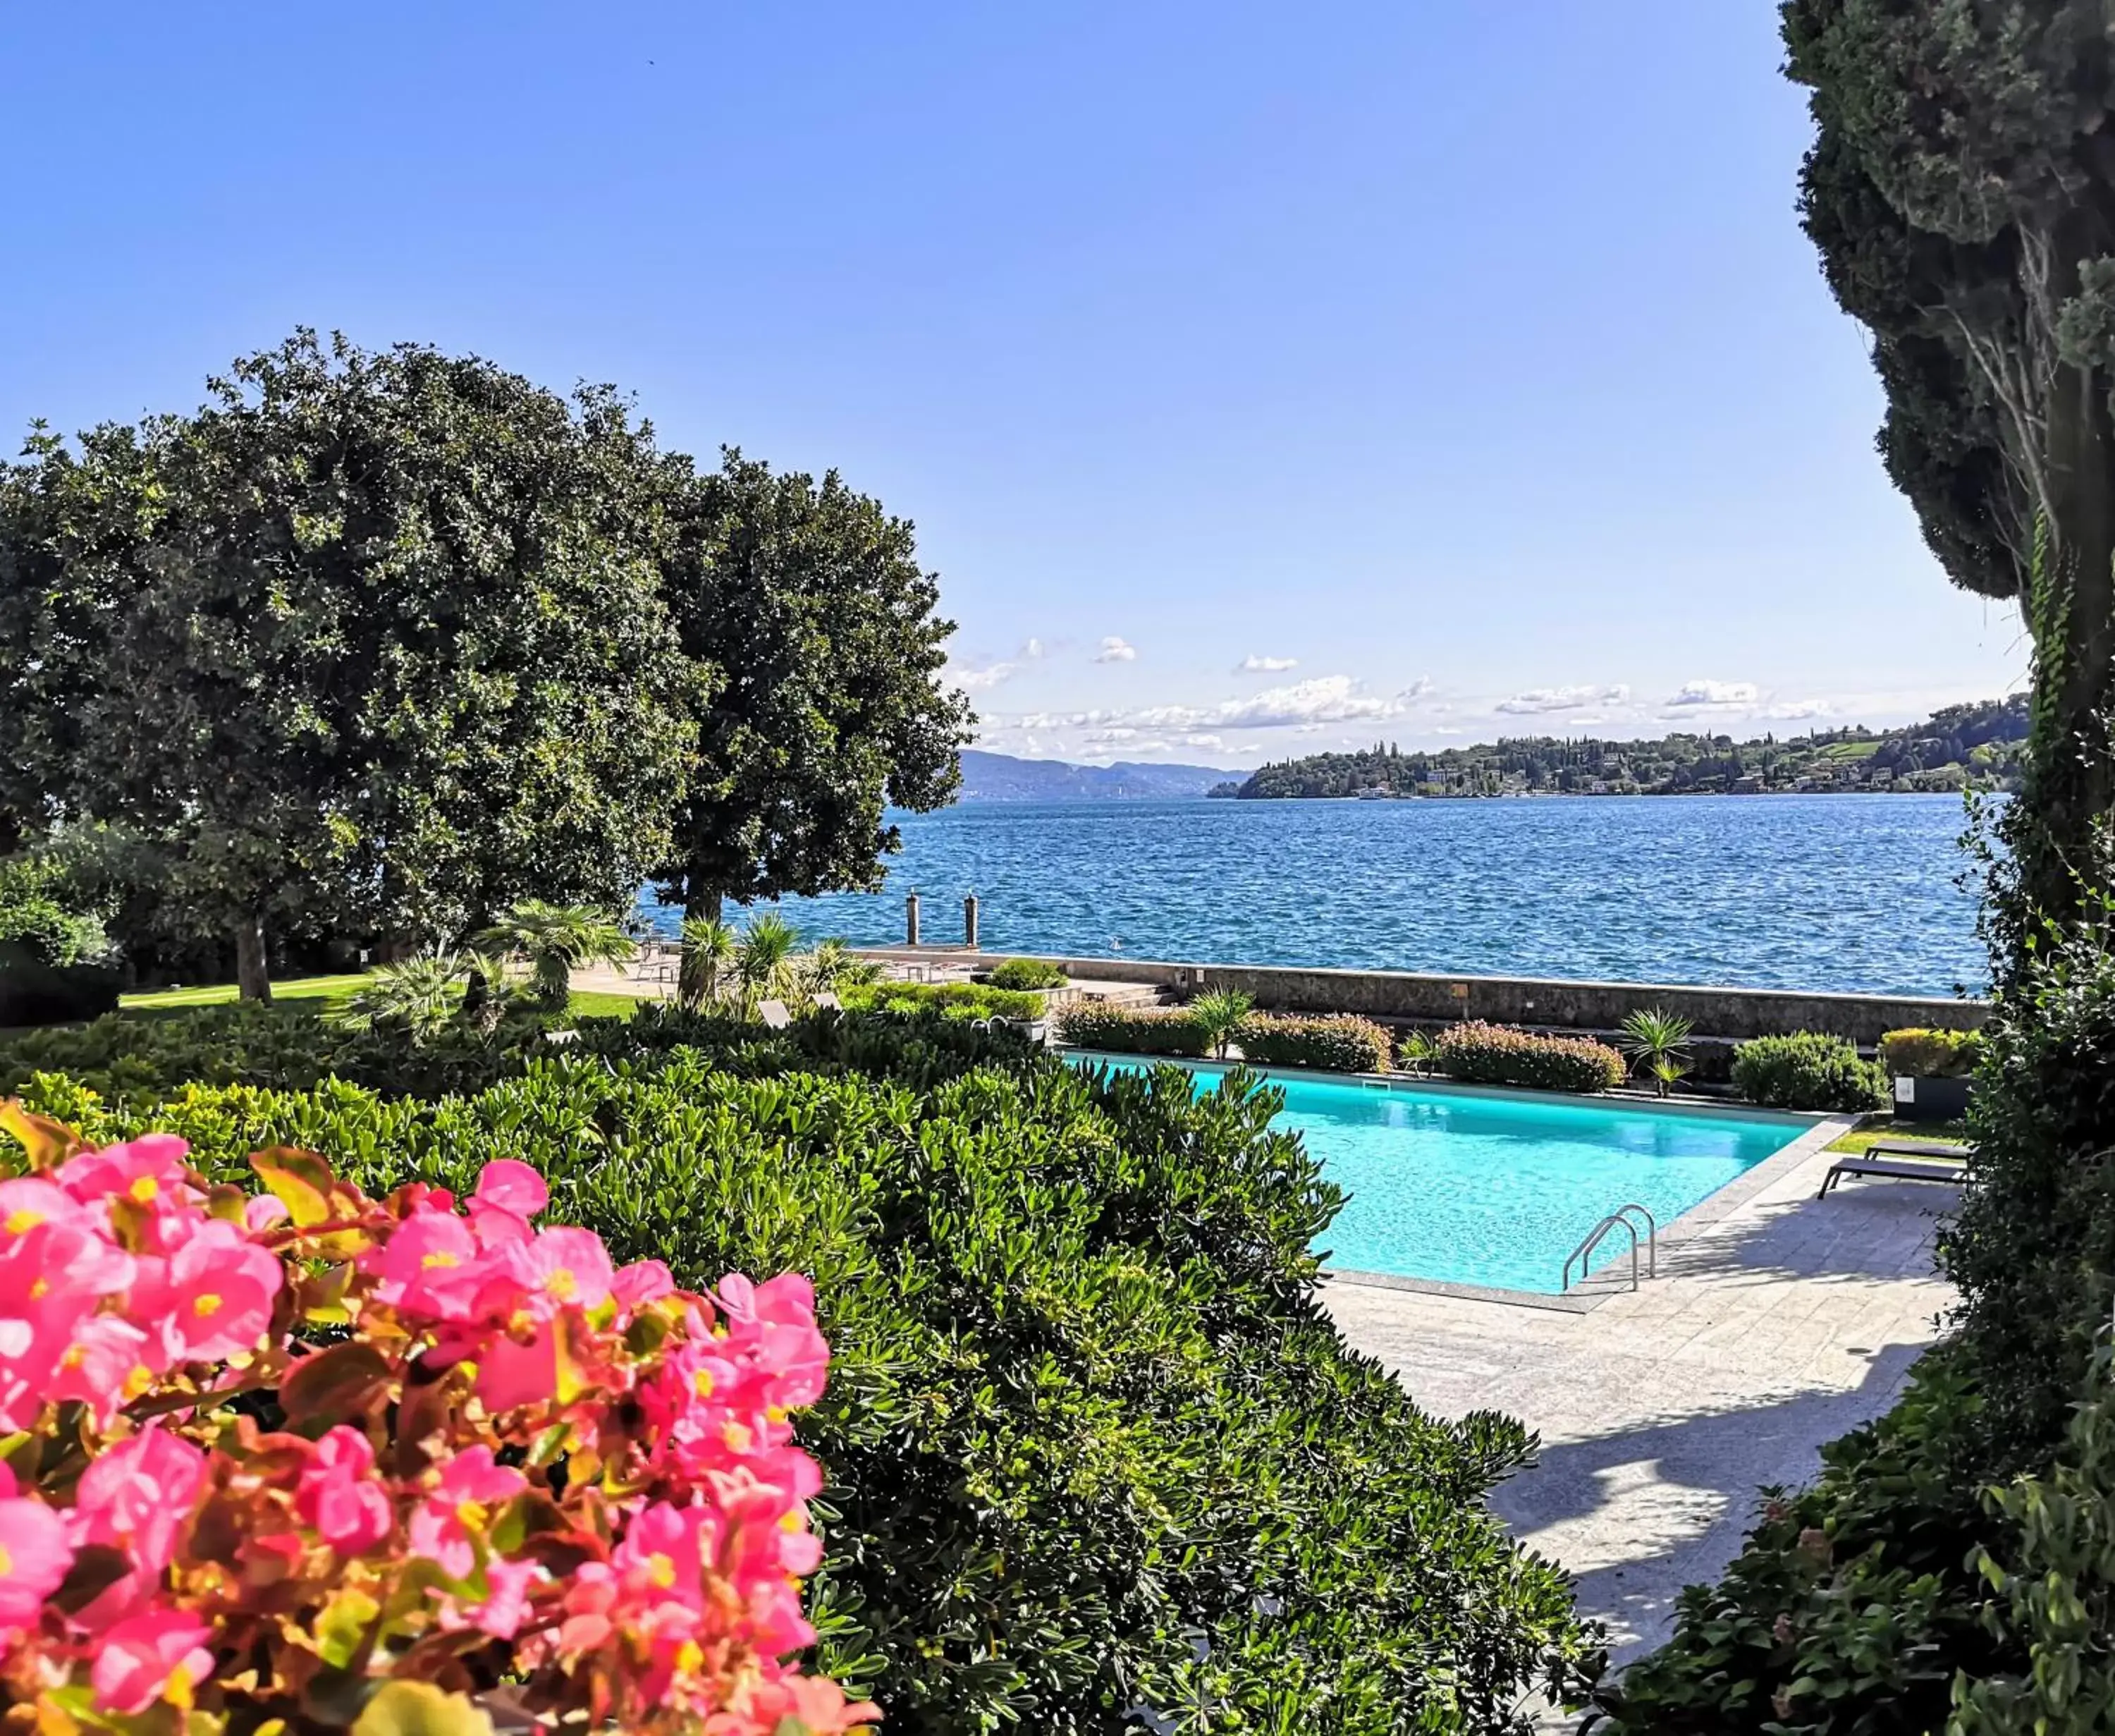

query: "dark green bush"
left=1052, top=1001, right=1211, bottom=1057
left=1731, top=1032, right=1888, bottom=1111
left=13, top=1026, right=1593, bottom=1730
left=1237, top=1011, right=1394, bottom=1073
left=0, top=940, right=121, bottom=1028
left=986, top=956, right=1069, bottom=991
left=1879, top=1025, right=1984, bottom=1078
left=1430, top=1022, right=1625, bottom=1093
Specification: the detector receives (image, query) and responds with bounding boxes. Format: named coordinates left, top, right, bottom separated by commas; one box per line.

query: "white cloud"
left=953, top=661, right=1015, bottom=693
left=1006, top=673, right=1421, bottom=735
left=1494, top=683, right=1631, bottom=715
left=1022, top=637, right=1045, bottom=659
left=1667, top=679, right=1761, bottom=708
left=1179, top=733, right=1225, bottom=750
left=1095, top=636, right=1138, bottom=663
left=1760, top=699, right=1832, bottom=721
left=1237, top=654, right=1299, bottom=673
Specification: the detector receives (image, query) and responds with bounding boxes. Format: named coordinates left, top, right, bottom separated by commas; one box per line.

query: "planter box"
left=1893, top=1073, right=1972, bottom=1124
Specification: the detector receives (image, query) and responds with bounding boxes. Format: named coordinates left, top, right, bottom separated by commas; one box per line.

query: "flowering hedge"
left=1233, top=1013, right=1394, bottom=1073
left=1050, top=1003, right=1211, bottom=1056
left=1429, top=1022, right=1626, bottom=1094
left=0, top=1101, right=868, bottom=1736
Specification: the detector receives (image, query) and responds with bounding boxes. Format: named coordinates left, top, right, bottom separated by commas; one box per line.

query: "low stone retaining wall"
left=852, top=948, right=1986, bottom=1047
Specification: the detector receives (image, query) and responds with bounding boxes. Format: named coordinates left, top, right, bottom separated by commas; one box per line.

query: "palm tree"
left=734, top=912, right=801, bottom=1015
left=331, top=951, right=465, bottom=1043
left=1618, top=1008, right=1695, bottom=1098
left=475, top=900, right=636, bottom=1010
left=1189, top=989, right=1253, bottom=1060
left=461, top=950, right=537, bottom=1039
left=798, top=937, right=879, bottom=1000
left=678, top=915, right=738, bottom=1010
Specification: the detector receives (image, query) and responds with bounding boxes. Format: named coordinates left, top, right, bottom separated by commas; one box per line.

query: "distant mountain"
left=955, top=750, right=1246, bottom=802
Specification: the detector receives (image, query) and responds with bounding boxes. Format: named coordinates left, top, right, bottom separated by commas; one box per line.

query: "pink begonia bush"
left=0, top=1102, right=876, bottom=1736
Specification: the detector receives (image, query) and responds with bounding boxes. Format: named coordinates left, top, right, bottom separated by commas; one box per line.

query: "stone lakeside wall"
left=852, top=948, right=1987, bottom=1046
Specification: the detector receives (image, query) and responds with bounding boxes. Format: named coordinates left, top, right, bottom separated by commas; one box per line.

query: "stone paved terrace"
left=1323, top=1132, right=1958, bottom=1670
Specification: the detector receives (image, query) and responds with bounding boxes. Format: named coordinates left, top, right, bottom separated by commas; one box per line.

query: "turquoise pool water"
left=1080, top=1058, right=1810, bottom=1293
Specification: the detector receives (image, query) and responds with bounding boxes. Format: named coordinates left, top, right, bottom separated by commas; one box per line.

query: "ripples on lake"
left=637, top=793, right=1988, bottom=997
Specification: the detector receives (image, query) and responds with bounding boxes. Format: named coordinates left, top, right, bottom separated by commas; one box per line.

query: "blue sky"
left=2, top=3, right=2021, bottom=768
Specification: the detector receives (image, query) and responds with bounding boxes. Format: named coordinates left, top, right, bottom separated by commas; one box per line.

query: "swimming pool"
left=1074, top=1057, right=1813, bottom=1294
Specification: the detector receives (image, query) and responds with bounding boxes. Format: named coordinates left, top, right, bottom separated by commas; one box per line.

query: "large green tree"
left=1783, top=1, right=2115, bottom=935
left=0, top=332, right=700, bottom=998
left=651, top=449, right=972, bottom=1001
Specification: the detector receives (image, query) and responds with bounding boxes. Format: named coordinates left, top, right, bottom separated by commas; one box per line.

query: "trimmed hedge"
left=837, top=979, right=1043, bottom=1022
left=1430, top=1022, right=1626, bottom=1094
left=1238, top=1011, right=1394, bottom=1073
left=986, top=957, right=1069, bottom=990
left=9, top=1013, right=1593, bottom=1728
left=1879, top=1025, right=1983, bottom=1078
left=1731, top=1032, right=1889, bottom=1111
left=1052, top=1001, right=1211, bottom=1056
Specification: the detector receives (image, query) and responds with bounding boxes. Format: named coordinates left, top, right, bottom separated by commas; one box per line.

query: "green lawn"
left=1825, top=1118, right=1969, bottom=1154
left=122, top=973, right=374, bottom=1010
left=120, top=974, right=654, bottom=1019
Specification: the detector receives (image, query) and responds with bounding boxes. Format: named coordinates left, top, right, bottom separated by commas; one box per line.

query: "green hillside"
left=1220, top=696, right=2025, bottom=800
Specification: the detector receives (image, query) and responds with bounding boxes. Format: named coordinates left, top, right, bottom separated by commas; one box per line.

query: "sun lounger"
left=1817, top=1144, right=1968, bottom=1198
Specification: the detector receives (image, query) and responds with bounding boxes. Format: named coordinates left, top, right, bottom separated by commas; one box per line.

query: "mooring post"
left=905, top=892, right=921, bottom=948
left=963, top=892, right=979, bottom=950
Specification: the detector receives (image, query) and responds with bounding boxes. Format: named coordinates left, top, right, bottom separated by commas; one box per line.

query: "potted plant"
left=1879, top=1026, right=1982, bottom=1123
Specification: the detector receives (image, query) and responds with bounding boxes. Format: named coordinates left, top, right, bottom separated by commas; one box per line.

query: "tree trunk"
left=678, top=886, right=723, bottom=1010
left=233, top=912, right=272, bottom=1003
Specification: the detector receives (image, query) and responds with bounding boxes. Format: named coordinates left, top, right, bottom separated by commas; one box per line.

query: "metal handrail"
left=1562, top=1202, right=1659, bottom=1292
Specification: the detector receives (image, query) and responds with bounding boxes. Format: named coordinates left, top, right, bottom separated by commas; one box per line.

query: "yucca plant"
left=678, top=915, right=738, bottom=1010
left=475, top=900, right=636, bottom=1010
left=331, top=952, right=465, bottom=1044
left=1190, top=989, right=1255, bottom=1060
left=1619, top=1007, right=1695, bottom=1098
left=734, top=912, right=802, bottom=1015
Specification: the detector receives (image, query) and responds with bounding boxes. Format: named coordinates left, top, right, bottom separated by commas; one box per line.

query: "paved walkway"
left=1324, top=1135, right=1957, bottom=1665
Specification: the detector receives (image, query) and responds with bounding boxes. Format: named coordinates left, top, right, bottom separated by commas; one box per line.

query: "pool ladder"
left=1562, top=1203, right=1657, bottom=1292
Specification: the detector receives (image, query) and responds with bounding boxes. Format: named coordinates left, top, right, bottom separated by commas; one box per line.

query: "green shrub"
left=1879, top=1025, right=1984, bottom=1078
left=837, top=978, right=1042, bottom=1021
left=13, top=1025, right=1593, bottom=1728
left=1430, top=1022, right=1625, bottom=1093
left=1052, top=1001, right=1211, bottom=1056
left=1731, top=1032, right=1888, bottom=1111
left=0, top=850, right=116, bottom=968
left=1238, top=1011, right=1394, bottom=1073
left=986, top=956, right=1068, bottom=990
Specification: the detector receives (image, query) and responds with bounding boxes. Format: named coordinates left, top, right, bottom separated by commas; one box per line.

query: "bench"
left=1817, top=1142, right=1969, bottom=1199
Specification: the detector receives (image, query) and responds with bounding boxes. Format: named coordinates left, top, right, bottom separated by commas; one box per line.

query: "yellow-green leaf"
left=314, top=1587, right=379, bottom=1669
left=1, top=1101, right=84, bottom=1173
left=251, top=1148, right=336, bottom=1226
left=351, top=1683, right=495, bottom=1736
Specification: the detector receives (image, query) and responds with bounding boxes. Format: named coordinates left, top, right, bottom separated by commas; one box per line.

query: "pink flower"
left=407, top=1448, right=526, bottom=1581
left=720, top=1271, right=830, bottom=1407
left=132, top=1218, right=282, bottom=1367
left=70, top=1427, right=208, bottom=1577
left=473, top=1320, right=560, bottom=1414
left=90, top=1606, right=215, bottom=1715
left=0, top=1176, right=90, bottom=1240
left=0, top=1468, right=73, bottom=1638
left=296, top=1427, right=393, bottom=1556
left=47, top=1314, right=153, bottom=1419
left=438, top=1553, right=539, bottom=1639
left=368, top=1207, right=486, bottom=1321
left=242, top=1194, right=290, bottom=1233
left=500, top=1227, right=614, bottom=1314
left=59, top=1135, right=192, bottom=1210
left=613, top=1259, right=675, bottom=1309
left=473, top=1159, right=548, bottom=1218
left=465, top=1160, right=545, bottom=1251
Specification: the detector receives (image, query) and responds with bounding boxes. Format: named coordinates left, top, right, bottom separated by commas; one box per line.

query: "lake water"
left=637, top=793, right=1989, bottom=997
